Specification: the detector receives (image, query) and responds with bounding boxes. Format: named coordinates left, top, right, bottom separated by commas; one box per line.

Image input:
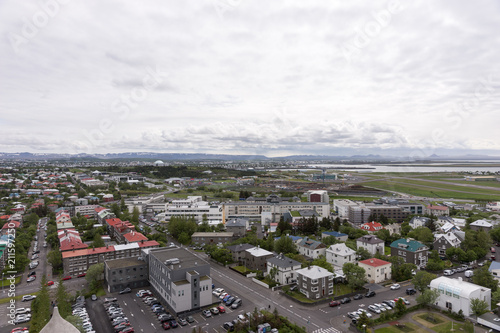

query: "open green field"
left=363, top=180, right=500, bottom=201
left=375, top=322, right=426, bottom=333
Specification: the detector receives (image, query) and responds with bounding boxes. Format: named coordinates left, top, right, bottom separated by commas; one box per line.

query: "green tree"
left=395, top=298, right=406, bottom=316
left=311, top=256, right=333, bottom=272
left=356, top=247, right=371, bottom=261
left=375, top=229, right=391, bottom=242
left=274, top=236, right=297, bottom=254
left=356, top=311, right=372, bottom=330
left=56, top=278, right=72, bottom=318
left=90, top=233, right=105, bottom=248
left=111, top=203, right=120, bottom=217
left=473, top=266, right=499, bottom=292
left=470, top=298, right=489, bottom=318
left=30, top=275, right=51, bottom=333
left=343, top=262, right=366, bottom=290
left=47, top=249, right=63, bottom=272
left=407, top=227, right=434, bottom=244
left=412, top=271, right=437, bottom=293
left=85, top=263, right=104, bottom=292
left=416, top=288, right=440, bottom=308
left=131, top=207, right=140, bottom=223
left=65, top=315, right=85, bottom=332
left=178, top=232, right=191, bottom=245
left=322, top=235, right=339, bottom=246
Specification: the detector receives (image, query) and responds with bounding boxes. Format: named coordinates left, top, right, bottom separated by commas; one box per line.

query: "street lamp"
left=362, top=324, right=366, bottom=333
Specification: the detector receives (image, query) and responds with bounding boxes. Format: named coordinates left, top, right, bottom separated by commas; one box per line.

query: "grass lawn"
left=232, top=266, right=253, bottom=274
left=286, top=290, right=315, bottom=303
left=385, top=246, right=391, bottom=255
left=375, top=322, right=426, bottom=333
left=433, top=321, right=473, bottom=333
left=0, top=276, right=21, bottom=287
left=0, top=291, right=39, bottom=304
left=414, top=313, right=445, bottom=326
left=333, top=283, right=355, bottom=296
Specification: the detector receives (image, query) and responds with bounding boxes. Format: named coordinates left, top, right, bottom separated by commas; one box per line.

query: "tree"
left=131, top=207, right=140, bottom=223
left=65, top=315, right=85, bottom=332
left=322, top=236, right=339, bottom=246
left=356, top=247, right=372, bottom=261
left=470, top=298, right=489, bottom=318
left=47, top=249, right=63, bottom=272
left=412, top=271, right=437, bottom=293
left=85, top=263, right=104, bottom=292
left=311, top=256, right=333, bottom=272
left=356, top=311, right=372, bottom=330
left=178, top=232, right=191, bottom=245
left=375, top=229, right=391, bottom=242
left=269, top=266, right=279, bottom=283
left=343, top=263, right=367, bottom=290
left=30, top=275, right=51, bottom=333
left=274, top=236, right=297, bottom=255
left=56, top=278, right=72, bottom=318
left=416, top=288, right=440, bottom=308
left=473, top=266, right=499, bottom=292
left=333, top=217, right=341, bottom=232
left=407, top=227, right=434, bottom=244
left=90, top=233, right=105, bottom=248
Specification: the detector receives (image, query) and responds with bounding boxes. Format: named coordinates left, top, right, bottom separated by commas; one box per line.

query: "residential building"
left=283, top=210, right=320, bottom=227
left=104, top=257, right=149, bottom=293
left=470, top=220, right=493, bottom=232
left=244, top=247, right=274, bottom=271
left=358, top=258, right=391, bottom=284
left=74, top=205, right=101, bottom=218
left=297, top=237, right=327, bottom=259
left=433, top=233, right=461, bottom=256
left=58, top=229, right=88, bottom=252
left=227, top=243, right=254, bottom=264
left=488, top=261, right=500, bottom=282
left=321, top=231, right=348, bottom=243
left=62, top=240, right=159, bottom=277
left=296, top=265, right=334, bottom=300
left=384, top=223, right=401, bottom=235
left=360, top=221, right=384, bottom=234
left=326, top=243, right=356, bottom=268
left=123, top=231, right=148, bottom=244
left=426, top=205, right=450, bottom=216
left=191, top=232, right=235, bottom=245
left=148, top=247, right=212, bottom=314
left=390, top=238, right=429, bottom=268
left=430, top=276, right=491, bottom=316
left=266, top=254, right=302, bottom=285
left=409, top=216, right=430, bottom=229
left=356, top=235, right=384, bottom=256
left=225, top=218, right=249, bottom=237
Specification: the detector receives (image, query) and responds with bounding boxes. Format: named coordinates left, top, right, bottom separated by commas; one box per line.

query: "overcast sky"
left=1, top=0, right=499, bottom=157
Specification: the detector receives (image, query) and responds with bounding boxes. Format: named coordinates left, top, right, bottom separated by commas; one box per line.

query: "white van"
left=443, top=269, right=453, bottom=276
left=465, top=270, right=474, bottom=278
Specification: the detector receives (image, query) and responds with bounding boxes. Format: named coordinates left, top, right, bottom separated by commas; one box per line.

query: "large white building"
left=161, top=196, right=223, bottom=223
left=430, top=276, right=491, bottom=317
left=325, top=243, right=356, bottom=268
left=333, top=199, right=358, bottom=218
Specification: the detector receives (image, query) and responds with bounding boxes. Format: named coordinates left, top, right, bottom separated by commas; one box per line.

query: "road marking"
left=150, top=323, right=156, bottom=329
left=123, top=301, right=127, bottom=306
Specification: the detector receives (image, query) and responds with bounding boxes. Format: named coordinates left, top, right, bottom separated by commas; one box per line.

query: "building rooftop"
left=191, top=232, right=234, bottom=237
left=267, top=254, right=301, bottom=268
left=296, top=265, right=333, bottom=279
left=470, top=220, right=493, bottom=227
left=39, top=306, right=80, bottom=333
left=430, top=276, right=490, bottom=297
left=106, top=257, right=146, bottom=269
left=149, top=247, right=208, bottom=269
left=327, top=243, right=356, bottom=256
left=245, top=247, right=273, bottom=257
left=357, top=234, right=384, bottom=244
left=323, top=231, right=348, bottom=238
left=390, top=238, right=428, bottom=252
left=359, top=258, right=391, bottom=267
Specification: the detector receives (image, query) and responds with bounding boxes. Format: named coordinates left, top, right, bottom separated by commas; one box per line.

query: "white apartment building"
left=325, top=243, right=356, bottom=268
left=162, top=196, right=222, bottom=223
left=333, top=199, right=358, bottom=218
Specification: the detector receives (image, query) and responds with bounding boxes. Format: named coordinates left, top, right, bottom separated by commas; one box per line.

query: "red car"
left=62, top=276, right=72, bottom=280
left=217, top=305, right=226, bottom=313
left=329, top=300, right=340, bottom=307
left=77, top=273, right=86, bottom=278
left=162, top=322, right=170, bottom=330
left=11, top=328, right=28, bottom=333
left=46, top=281, right=54, bottom=286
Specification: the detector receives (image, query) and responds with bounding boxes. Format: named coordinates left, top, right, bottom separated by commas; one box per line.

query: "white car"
left=368, top=305, right=381, bottom=314
left=374, top=303, right=387, bottom=312
left=212, top=288, right=224, bottom=297
left=356, top=309, right=372, bottom=318
left=390, top=284, right=400, bottom=290
left=15, top=308, right=31, bottom=314
left=22, top=295, right=36, bottom=302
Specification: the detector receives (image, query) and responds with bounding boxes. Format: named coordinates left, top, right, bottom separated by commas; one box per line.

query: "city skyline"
left=1, top=1, right=499, bottom=157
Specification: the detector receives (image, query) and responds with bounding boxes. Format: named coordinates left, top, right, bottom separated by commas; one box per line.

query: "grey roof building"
left=227, top=243, right=254, bottom=263
left=40, top=306, right=80, bottom=333
left=267, top=254, right=302, bottom=285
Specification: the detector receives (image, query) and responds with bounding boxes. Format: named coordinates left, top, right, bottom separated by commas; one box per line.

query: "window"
left=311, top=287, right=318, bottom=292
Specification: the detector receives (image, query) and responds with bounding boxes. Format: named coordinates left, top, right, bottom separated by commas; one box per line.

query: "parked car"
left=231, top=298, right=242, bottom=309
left=217, top=305, right=226, bottom=313
left=210, top=307, right=219, bottom=315
left=119, top=288, right=132, bottom=294
left=340, top=297, right=351, bottom=304
left=394, top=297, right=410, bottom=305
left=390, top=284, right=400, bottom=290
left=28, top=271, right=36, bottom=277
left=177, top=317, right=188, bottom=326
left=162, top=322, right=170, bottom=330
left=77, top=273, right=87, bottom=278
left=329, top=300, right=340, bottom=307
left=186, top=316, right=195, bottom=323
left=356, top=308, right=372, bottom=318
left=353, top=294, right=364, bottom=300
left=383, top=300, right=395, bottom=308
left=368, top=305, right=381, bottom=314
left=27, top=276, right=36, bottom=283
left=223, top=322, right=235, bottom=332
left=365, top=291, right=376, bottom=298
left=62, top=276, right=72, bottom=280
left=406, top=288, right=417, bottom=295
left=46, top=280, right=54, bottom=286
left=202, top=310, right=212, bottom=317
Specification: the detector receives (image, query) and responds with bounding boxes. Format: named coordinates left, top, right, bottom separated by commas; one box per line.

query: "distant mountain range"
left=1, top=152, right=500, bottom=162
